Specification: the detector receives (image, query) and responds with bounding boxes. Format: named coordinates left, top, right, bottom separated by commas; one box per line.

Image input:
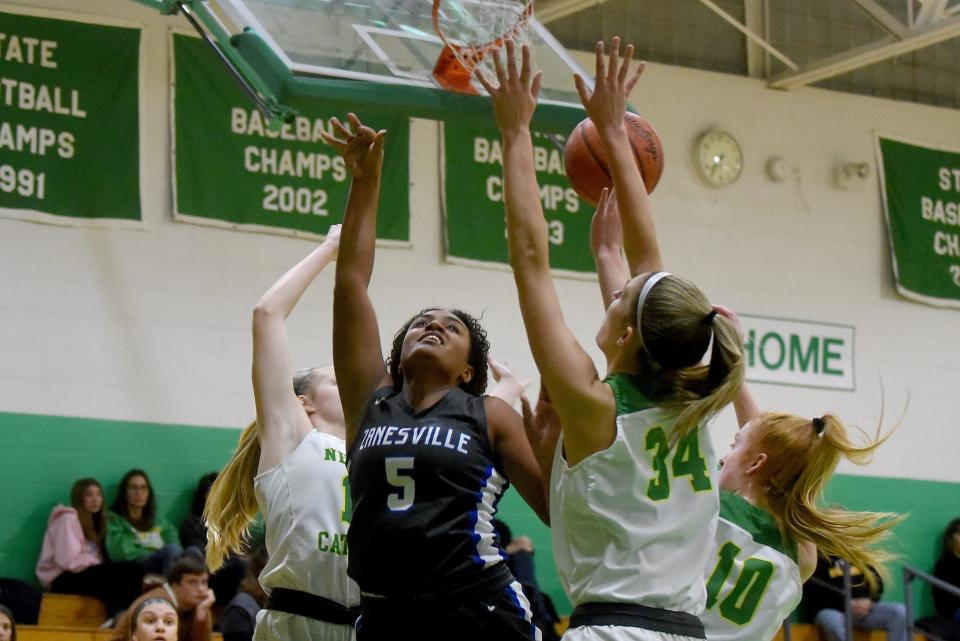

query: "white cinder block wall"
left=2, top=0, right=958, bottom=483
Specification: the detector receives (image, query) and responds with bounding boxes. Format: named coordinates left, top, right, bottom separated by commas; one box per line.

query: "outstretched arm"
left=575, top=38, right=662, bottom=276
left=520, top=384, right=561, bottom=507
left=590, top=187, right=630, bottom=311
left=486, top=396, right=549, bottom=524
left=487, top=357, right=529, bottom=407
left=478, top=41, right=615, bottom=465
left=253, top=226, right=340, bottom=473
left=713, top=304, right=759, bottom=427
left=325, top=115, right=391, bottom=448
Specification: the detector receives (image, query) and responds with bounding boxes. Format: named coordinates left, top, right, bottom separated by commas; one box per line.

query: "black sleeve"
left=220, top=605, right=256, bottom=641
left=179, top=515, right=208, bottom=551
left=803, top=556, right=843, bottom=614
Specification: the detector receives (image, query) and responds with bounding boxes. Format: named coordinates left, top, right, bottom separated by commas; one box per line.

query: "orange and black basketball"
left=563, top=113, right=665, bottom=205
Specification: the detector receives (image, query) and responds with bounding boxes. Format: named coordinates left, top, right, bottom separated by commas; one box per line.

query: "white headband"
left=636, top=271, right=671, bottom=355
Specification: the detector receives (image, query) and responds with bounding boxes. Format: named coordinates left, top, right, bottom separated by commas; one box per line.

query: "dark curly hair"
left=387, top=308, right=489, bottom=396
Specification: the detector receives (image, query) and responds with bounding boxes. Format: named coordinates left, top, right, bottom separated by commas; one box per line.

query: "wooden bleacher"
left=17, top=594, right=223, bottom=641
left=772, top=623, right=927, bottom=640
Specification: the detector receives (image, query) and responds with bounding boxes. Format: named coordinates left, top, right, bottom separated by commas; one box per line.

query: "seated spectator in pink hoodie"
left=36, top=478, right=144, bottom=618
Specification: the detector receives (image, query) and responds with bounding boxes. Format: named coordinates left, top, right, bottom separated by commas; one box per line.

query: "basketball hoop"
left=432, top=0, right=535, bottom=95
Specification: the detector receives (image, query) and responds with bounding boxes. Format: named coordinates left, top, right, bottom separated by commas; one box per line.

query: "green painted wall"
left=0, top=412, right=241, bottom=584
left=1, top=411, right=955, bottom=620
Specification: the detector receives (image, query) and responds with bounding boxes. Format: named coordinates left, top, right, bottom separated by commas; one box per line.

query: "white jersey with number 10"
left=701, top=490, right=801, bottom=641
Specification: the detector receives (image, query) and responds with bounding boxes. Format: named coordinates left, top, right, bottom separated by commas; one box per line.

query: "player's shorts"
left=356, top=580, right=542, bottom=641
left=254, top=610, right=355, bottom=641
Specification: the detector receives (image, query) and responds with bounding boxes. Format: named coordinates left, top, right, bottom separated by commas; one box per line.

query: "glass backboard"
left=212, top=0, right=589, bottom=108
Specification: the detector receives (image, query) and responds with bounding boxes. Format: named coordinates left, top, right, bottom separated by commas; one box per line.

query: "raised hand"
left=488, top=357, right=530, bottom=407
left=475, top=39, right=543, bottom=135
left=322, top=223, right=342, bottom=257
left=589, top=187, right=623, bottom=258
left=320, top=113, right=385, bottom=179
left=712, top=304, right=744, bottom=342
left=574, top=37, right=645, bottom=135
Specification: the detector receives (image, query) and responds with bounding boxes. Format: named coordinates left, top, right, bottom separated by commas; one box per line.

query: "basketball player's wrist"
left=597, top=122, right=628, bottom=142
left=500, top=125, right=532, bottom=143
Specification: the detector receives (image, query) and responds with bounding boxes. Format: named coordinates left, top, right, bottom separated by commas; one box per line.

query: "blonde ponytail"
left=634, top=274, right=744, bottom=444
left=752, top=413, right=902, bottom=585
left=204, top=421, right=261, bottom=571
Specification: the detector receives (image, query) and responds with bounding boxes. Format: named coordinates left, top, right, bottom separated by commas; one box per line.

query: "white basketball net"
left=433, top=0, right=534, bottom=91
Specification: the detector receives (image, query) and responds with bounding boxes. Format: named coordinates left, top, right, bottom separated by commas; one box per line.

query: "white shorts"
left=254, top=609, right=356, bottom=641
left=563, top=627, right=702, bottom=641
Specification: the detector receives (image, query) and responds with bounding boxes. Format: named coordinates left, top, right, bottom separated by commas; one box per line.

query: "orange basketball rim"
left=432, top=0, right=535, bottom=95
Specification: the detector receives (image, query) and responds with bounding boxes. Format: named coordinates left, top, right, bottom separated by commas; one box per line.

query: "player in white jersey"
left=586, top=161, right=900, bottom=641
left=204, top=225, right=360, bottom=641
left=701, top=358, right=902, bottom=641
left=583, top=166, right=900, bottom=641
left=481, top=38, right=744, bottom=640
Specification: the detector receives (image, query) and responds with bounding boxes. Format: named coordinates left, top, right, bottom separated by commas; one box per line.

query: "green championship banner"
left=172, top=33, right=409, bottom=243
left=443, top=123, right=595, bottom=276
left=0, top=7, right=141, bottom=226
left=876, top=134, right=960, bottom=309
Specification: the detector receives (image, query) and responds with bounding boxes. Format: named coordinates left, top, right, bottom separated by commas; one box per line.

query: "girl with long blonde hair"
left=579, top=68, right=899, bottom=641
left=483, top=37, right=744, bottom=641
left=204, top=224, right=360, bottom=641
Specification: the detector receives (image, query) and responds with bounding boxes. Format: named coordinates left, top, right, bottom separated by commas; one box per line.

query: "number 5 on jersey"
left=386, top=457, right=415, bottom=511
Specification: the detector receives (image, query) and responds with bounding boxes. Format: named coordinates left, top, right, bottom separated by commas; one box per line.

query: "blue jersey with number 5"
left=347, top=387, right=510, bottom=596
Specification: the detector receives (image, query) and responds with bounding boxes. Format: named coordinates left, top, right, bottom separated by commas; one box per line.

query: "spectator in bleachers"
left=803, top=554, right=907, bottom=641
left=107, top=469, right=183, bottom=576
left=129, top=598, right=178, bottom=641
left=0, top=604, right=15, bottom=641
left=0, top=578, right=40, bottom=625
left=924, top=517, right=960, bottom=641
left=112, top=554, right=214, bottom=641
left=35, top=477, right=144, bottom=618
left=219, top=546, right=268, bottom=641
left=180, top=472, right=246, bottom=607
left=935, top=518, right=960, bottom=621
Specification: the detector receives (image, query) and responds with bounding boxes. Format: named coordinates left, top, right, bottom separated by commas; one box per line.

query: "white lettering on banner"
left=0, top=78, right=85, bottom=117
left=230, top=107, right=332, bottom=143
left=472, top=136, right=564, bottom=175
left=921, top=196, right=960, bottom=226
left=934, top=231, right=960, bottom=257
left=740, top=315, right=854, bottom=391
left=0, top=33, right=58, bottom=68
left=483, top=174, right=578, bottom=215
left=243, top=146, right=346, bottom=182
left=0, top=163, right=46, bottom=199
left=938, top=167, right=960, bottom=192
left=0, top=121, right=74, bottom=158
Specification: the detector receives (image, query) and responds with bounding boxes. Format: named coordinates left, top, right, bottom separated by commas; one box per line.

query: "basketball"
left=563, top=113, right=665, bottom=205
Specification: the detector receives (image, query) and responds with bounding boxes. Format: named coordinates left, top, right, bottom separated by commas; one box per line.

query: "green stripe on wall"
left=0, top=411, right=954, bottom=620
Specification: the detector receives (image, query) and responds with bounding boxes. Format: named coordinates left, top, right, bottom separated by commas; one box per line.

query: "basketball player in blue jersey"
left=321, top=115, right=548, bottom=641
left=204, top=225, right=360, bottom=641
left=481, top=38, right=744, bottom=641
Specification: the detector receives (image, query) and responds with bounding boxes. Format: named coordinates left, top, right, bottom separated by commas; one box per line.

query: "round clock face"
left=696, top=130, right=743, bottom=187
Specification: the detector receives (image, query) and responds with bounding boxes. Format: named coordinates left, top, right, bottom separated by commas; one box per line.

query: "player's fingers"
left=573, top=74, right=591, bottom=108
left=491, top=47, right=507, bottom=85
left=474, top=67, right=496, bottom=94
left=608, top=36, right=621, bottom=82
left=530, top=70, right=543, bottom=101
left=625, top=61, right=646, bottom=95
left=519, top=43, right=532, bottom=85
left=620, top=44, right=634, bottom=85
left=330, top=116, right=352, bottom=140
left=594, top=40, right=605, bottom=81
left=505, top=39, right=518, bottom=80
